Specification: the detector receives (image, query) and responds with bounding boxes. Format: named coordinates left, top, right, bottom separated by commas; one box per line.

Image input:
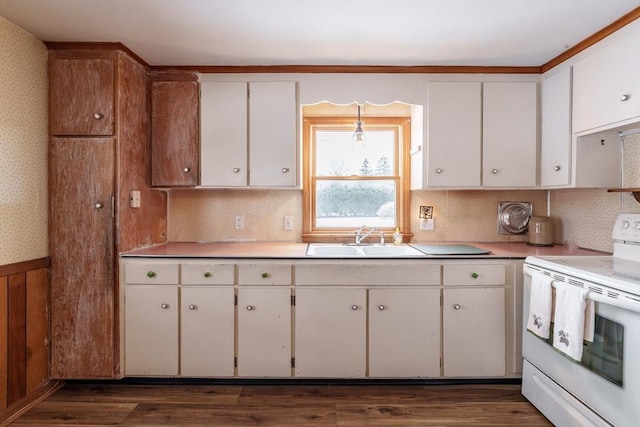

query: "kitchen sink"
left=306, top=243, right=426, bottom=257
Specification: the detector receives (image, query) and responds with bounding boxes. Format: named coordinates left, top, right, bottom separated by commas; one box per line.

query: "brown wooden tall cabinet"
left=47, top=45, right=167, bottom=379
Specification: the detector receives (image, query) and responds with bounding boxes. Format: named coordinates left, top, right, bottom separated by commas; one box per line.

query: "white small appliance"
left=522, top=213, right=640, bottom=427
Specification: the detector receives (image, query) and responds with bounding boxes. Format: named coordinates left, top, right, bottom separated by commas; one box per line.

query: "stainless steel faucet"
left=354, top=225, right=378, bottom=245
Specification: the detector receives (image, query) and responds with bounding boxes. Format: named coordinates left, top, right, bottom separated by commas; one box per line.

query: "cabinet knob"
left=261, top=272, right=269, bottom=278
left=146, top=271, right=156, bottom=278
left=453, top=304, right=461, bottom=310
left=95, top=202, right=104, bottom=209
left=471, top=272, right=479, bottom=279
left=203, top=272, right=212, bottom=278
left=491, top=168, right=499, bottom=174
left=183, top=167, right=191, bottom=173
left=620, top=93, right=630, bottom=101
left=233, top=168, right=241, bottom=173
left=161, top=303, right=169, bottom=309
left=435, top=168, right=443, bottom=174
left=246, top=305, right=254, bottom=311
left=554, top=165, right=561, bottom=172
left=378, top=304, right=385, bottom=311
left=281, top=167, right=290, bottom=173
left=351, top=305, right=359, bottom=311
left=93, top=113, right=103, bottom=120
left=188, top=304, right=197, bottom=310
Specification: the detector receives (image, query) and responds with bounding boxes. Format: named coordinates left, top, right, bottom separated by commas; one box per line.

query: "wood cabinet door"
left=50, top=57, right=115, bottom=136
left=151, top=81, right=199, bottom=187
left=124, top=285, right=179, bottom=376
left=294, top=287, right=367, bottom=378
left=237, top=287, right=291, bottom=377
left=50, top=137, right=116, bottom=378
left=443, top=287, right=506, bottom=377
left=426, top=82, right=482, bottom=187
left=482, top=82, right=537, bottom=188
left=369, top=288, right=441, bottom=378
left=181, top=286, right=235, bottom=377
left=200, top=81, right=248, bottom=186
left=249, top=81, right=297, bottom=187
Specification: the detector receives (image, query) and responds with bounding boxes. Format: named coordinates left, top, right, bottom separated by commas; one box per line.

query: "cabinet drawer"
left=181, top=263, right=235, bottom=285
left=237, top=264, right=292, bottom=285
left=295, top=264, right=441, bottom=286
left=443, top=264, right=505, bottom=286
left=125, top=261, right=179, bottom=284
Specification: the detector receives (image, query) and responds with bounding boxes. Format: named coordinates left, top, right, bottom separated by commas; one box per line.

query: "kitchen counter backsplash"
left=168, top=189, right=548, bottom=244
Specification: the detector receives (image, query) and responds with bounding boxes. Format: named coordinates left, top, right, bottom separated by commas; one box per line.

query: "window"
left=302, top=111, right=411, bottom=242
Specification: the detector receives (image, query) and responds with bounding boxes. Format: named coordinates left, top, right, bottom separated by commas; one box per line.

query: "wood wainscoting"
left=0, top=257, right=50, bottom=420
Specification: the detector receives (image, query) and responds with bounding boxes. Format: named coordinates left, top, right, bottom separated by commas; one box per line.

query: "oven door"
left=523, top=264, right=640, bottom=427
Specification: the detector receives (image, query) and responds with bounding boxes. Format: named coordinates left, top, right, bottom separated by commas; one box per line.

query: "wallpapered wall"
left=0, top=17, right=48, bottom=265
left=550, top=133, right=640, bottom=253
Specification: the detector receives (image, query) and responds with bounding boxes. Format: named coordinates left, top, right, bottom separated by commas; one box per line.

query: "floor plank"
left=9, top=383, right=552, bottom=426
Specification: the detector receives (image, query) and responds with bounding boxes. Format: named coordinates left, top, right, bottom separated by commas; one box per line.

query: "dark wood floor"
left=9, top=381, right=552, bottom=426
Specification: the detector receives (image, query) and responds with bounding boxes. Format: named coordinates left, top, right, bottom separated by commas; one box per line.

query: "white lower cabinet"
left=125, top=284, right=179, bottom=376
left=442, top=263, right=507, bottom=377
left=368, top=288, right=441, bottom=378
left=294, top=287, right=367, bottom=378
left=180, top=286, right=235, bottom=377
left=237, top=287, right=292, bottom=377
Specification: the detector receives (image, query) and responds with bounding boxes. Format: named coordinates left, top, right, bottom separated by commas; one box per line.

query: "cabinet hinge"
left=291, top=295, right=295, bottom=306
left=234, top=357, right=238, bottom=368
left=291, top=357, right=295, bottom=368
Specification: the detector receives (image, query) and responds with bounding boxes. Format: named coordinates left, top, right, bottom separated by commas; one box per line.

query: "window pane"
left=315, top=130, right=395, bottom=176
left=315, top=180, right=396, bottom=228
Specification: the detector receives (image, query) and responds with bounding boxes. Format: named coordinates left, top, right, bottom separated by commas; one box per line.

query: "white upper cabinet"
left=200, top=81, right=248, bottom=186
left=249, top=81, right=297, bottom=187
left=482, top=82, right=538, bottom=187
left=573, top=27, right=640, bottom=133
left=200, top=80, right=297, bottom=187
left=426, top=82, right=482, bottom=187
left=540, top=68, right=572, bottom=187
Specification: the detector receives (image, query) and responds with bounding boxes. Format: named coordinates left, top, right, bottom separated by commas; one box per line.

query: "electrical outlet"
left=234, top=215, right=244, bottom=229
left=129, top=190, right=141, bottom=208
left=420, top=218, right=435, bottom=230
left=284, top=216, right=293, bottom=230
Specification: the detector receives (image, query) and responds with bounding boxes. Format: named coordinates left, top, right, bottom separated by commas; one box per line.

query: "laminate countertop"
left=121, top=241, right=609, bottom=259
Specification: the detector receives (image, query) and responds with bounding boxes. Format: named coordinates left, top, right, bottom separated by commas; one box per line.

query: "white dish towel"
left=526, top=272, right=553, bottom=339
left=553, top=284, right=590, bottom=362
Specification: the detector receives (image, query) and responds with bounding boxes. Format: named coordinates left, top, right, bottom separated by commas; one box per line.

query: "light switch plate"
left=130, top=190, right=141, bottom=208
left=234, top=215, right=244, bottom=229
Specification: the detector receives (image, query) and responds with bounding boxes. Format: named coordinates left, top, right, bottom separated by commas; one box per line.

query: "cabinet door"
left=426, top=82, right=481, bottom=187
left=181, top=287, right=235, bottom=377
left=237, top=287, right=291, bottom=377
left=443, top=287, right=505, bottom=377
left=541, top=68, right=572, bottom=187
left=573, top=28, right=640, bottom=133
left=200, top=81, right=248, bottom=186
left=249, top=81, right=297, bottom=187
left=151, top=81, right=199, bottom=187
left=50, top=57, right=114, bottom=136
left=295, top=287, right=367, bottom=378
left=369, top=288, right=440, bottom=378
left=50, top=137, right=116, bottom=378
left=125, top=285, right=178, bottom=376
left=483, top=82, right=538, bottom=187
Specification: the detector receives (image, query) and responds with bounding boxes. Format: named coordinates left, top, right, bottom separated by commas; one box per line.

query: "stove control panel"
left=612, top=213, right=640, bottom=243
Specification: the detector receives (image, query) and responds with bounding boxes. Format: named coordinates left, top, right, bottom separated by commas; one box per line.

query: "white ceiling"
left=1, top=0, right=639, bottom=67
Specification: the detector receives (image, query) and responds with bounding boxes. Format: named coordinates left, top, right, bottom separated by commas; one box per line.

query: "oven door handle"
left=551, top=282, right=640, bottom=314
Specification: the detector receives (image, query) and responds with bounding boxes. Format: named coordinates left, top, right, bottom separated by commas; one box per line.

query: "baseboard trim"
left=0, top=380, right=64, bottom=426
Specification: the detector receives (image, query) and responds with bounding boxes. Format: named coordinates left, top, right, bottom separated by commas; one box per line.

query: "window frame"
left=302, top=116, right=412, bottom=243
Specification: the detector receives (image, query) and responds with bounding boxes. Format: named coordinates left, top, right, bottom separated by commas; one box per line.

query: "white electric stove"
left=522, top=213, right=640, bottom=427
